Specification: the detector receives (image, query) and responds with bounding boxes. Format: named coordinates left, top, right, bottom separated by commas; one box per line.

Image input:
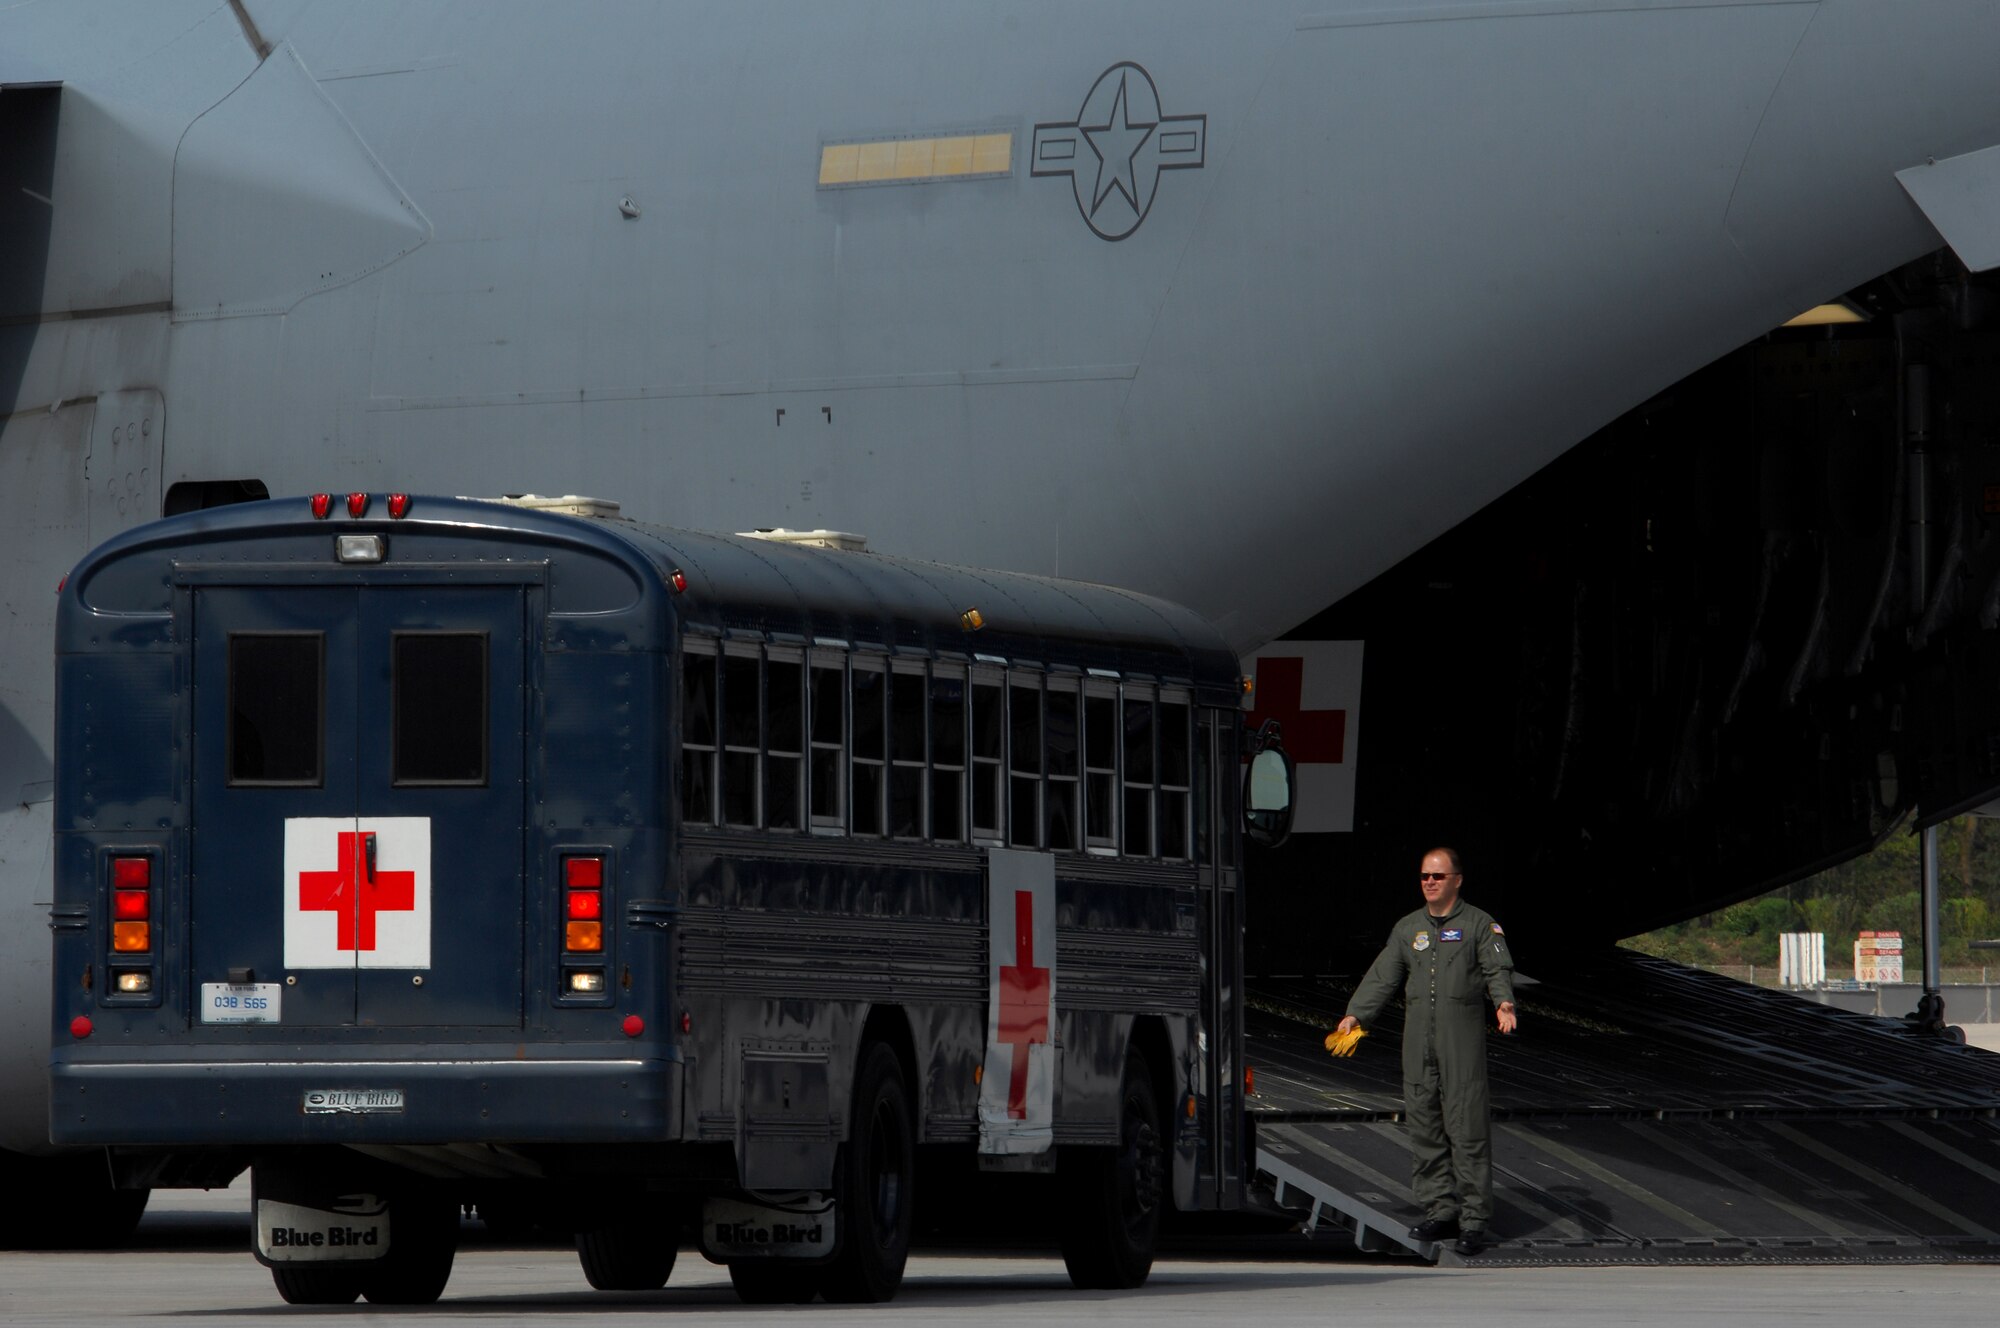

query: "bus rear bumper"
left=49, top=1053, right=682, bottom=1147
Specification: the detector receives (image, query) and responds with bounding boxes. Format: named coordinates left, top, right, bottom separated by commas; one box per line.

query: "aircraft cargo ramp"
left=1244, top=951, right=2000, bottom=1266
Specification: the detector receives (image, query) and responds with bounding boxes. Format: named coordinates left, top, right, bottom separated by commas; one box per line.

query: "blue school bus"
left=48, top=494, right=1291, bottom=1305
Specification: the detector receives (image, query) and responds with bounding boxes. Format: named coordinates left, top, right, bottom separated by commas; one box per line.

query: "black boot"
left=1453, top=1228, right=1487, bottom=1256
left=1408, top=1217, right=1458, bottom=1242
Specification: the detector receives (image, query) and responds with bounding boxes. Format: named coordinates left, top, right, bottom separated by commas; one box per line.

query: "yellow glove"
left=1323, top=1027, right=1367, bottom=1058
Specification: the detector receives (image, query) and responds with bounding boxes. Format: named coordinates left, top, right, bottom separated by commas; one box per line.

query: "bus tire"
left=359, top=1193, right=457, bottom=1305
left=576, top=1225, right=677, bottom=1291
left=728, top=1260, right=820, bottom=1304
left=1060, top=1046, right=1164, bottom=1290
left=818, top=1040, right=915, bottom=1303
left=269, top=1265, right=364, bottom=1305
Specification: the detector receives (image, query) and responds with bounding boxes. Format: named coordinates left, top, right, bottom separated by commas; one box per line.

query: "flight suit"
left=1345, top=902, right=1514, bottom=1228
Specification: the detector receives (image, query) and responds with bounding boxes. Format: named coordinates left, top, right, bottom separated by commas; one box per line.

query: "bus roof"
left=61, top=496, right=1242, bottom=700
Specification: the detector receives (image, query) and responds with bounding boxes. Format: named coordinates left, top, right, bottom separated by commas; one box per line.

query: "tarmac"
left=2, top=1180, right=1993, bottom=1327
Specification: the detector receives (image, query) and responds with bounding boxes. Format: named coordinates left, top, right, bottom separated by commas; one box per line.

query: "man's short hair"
left=1424, top=846, right=1464, bottom=873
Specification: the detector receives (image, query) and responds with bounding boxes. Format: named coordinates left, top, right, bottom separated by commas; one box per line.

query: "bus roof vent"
left=738, top=528, right=868, bottom=552
left=478, top=494, right=623, bottom=519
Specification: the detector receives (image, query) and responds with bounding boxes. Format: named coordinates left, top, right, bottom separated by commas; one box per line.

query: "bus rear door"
left=190, top=584, right=528, bottom=1028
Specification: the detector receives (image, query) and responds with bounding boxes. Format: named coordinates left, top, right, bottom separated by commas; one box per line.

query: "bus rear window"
left=393, top=634, right=489, bottom=786
left=228, top=634, right=323, bottom=786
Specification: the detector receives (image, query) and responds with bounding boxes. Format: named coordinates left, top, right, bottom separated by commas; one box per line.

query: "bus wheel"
left=360, top=1193, right=458, bottom=1305
left=1060, top=1047, right=1164, bottom=1290
left=818, top=1041, right=915, bottom=1303
left=270, top=1265, right=364, bottom=1305
left=728, top=1260, right=820, bottom=1304
left=576, top=1225, right=677, bottom=1291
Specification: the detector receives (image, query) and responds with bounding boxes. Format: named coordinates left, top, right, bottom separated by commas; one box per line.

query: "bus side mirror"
left=1242, top=721, right=1295, bottom=851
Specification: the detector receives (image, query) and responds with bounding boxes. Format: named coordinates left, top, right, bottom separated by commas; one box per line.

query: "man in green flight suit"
left=1335, top=847, right=1516, bottom=1256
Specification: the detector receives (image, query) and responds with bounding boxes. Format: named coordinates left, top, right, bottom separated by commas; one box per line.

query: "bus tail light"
left=105, top=854, right=157, bottom=1000
left=310, top=493, right=332, bottom=519
left=109, top=855, right=152, bottom=957
left=564, top=856, right=604, bottom=951
left=558, top=854, right=610, bottom=992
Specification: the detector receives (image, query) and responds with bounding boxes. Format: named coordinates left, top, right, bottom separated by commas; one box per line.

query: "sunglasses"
left=1419, top=872, right=1458, bottom=881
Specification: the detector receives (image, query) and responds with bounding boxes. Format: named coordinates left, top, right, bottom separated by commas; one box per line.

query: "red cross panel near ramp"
left=1242, top=641, right=1364, bottom=834
left=979, top=847, right=1056, bottom=1155
left=283, top=817, right=432, bottom=969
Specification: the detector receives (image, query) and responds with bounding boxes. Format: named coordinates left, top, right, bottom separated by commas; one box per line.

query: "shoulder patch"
left=1491, top=923, right=1505, bottom=936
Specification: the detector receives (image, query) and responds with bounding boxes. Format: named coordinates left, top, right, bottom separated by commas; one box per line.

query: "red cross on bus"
left=297, top=830, right=417, bottom=952
left=1243, top=655, right=1346, bottom=765
left=995, top=889, right=1051, bottom=1120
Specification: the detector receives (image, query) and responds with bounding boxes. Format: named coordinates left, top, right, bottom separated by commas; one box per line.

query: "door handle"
left=362, top=831, right=377, bottom=884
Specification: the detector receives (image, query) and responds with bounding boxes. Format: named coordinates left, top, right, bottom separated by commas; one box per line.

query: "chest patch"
left=1412, top=931, right=1431, bottom=952
left=1441, top=929, right=1463, bottom=942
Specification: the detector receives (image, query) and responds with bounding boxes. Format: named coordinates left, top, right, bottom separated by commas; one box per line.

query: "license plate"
left=200, top=982, right=281, bottom=1024
left=302, top=1089, right=406, bottom=1115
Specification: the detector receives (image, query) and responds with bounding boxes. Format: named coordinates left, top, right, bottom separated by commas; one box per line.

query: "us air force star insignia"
left=1032, top=62, right=1206, bottom=241
left=1413, top=931, right=1431, bottom=952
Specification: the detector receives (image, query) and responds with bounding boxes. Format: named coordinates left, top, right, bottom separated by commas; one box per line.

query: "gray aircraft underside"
left=2, top=0, right=1998, bottom=1167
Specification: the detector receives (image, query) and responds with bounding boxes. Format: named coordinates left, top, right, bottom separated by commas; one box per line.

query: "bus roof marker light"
left=387, top=493, right=411, bottom=519
left=310, top=493, right=332, bottom=520
left=346, top=492, right=369, bottom=518
left=671, top=570, right=687, bottom=594
left=961, top=608, right=984, bottom=631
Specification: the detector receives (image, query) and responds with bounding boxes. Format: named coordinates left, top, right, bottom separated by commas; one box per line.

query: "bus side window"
left=809, top=657, right=845, bottom=830
left=931, top=669, right=966, bottom=842
left=1122, top=690, right=1155, bottom=857
left=1009, top=677, right=1043, bottom=848
left=1045, top=678, right=1079, bottom=851
left=681, top=649, right=718, bottom=825
left=851, top=663, right=886, bottom=836
left=766, top=655, right=803, bottom=831
left=1194, top=711, right=1215, bottom=866
left=971, top=676, right=1004, bottom=841
left=1159, top=697, right=1191, bottom=861
left=889, top=666, right=926, bottom=839
left=1084, top=686, right=1118, bottom=851
left=722, top=653, right=761, bottom=829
